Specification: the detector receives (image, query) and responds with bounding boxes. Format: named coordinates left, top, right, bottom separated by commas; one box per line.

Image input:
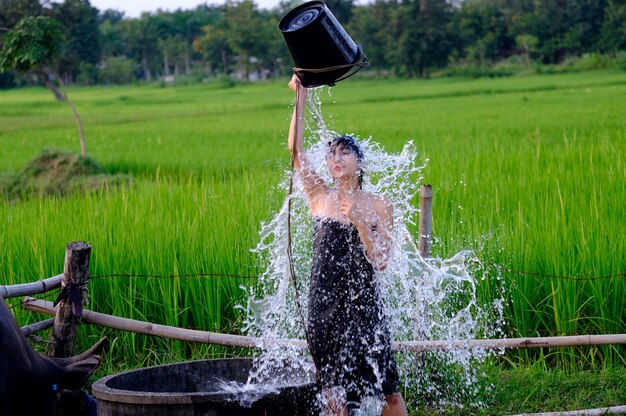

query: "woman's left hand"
left=339, top=189, right=363, bottom=226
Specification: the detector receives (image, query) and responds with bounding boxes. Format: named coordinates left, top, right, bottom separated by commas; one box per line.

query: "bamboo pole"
left=48, top=242, right=91, bottom=358
left=21, top=318, right=55, bottom=337
left=0, top=274, right=63, bottom=299
left=24, top=298, right=272, bottom=349
left=418, top=184, right=433, bottom=258
left=509, top=405, right=626, bottom=416
left=392, top=335, right=626, bottom=352
left=23, top=298, right=626, bottom=351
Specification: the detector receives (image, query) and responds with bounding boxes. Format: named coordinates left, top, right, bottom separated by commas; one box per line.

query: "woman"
left=288, top=74, right=408, bottom=416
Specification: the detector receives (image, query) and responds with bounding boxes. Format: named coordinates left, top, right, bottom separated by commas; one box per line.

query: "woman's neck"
left=335, top=176, right=359, bottom=194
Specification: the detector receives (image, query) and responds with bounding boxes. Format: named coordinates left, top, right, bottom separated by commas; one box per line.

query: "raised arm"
left=287, top=74, right=327, bottom=208
left=288, top=75, right=307, bottom=170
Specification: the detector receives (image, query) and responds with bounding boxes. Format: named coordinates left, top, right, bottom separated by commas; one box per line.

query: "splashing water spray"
left=236, top=84, right=505, bottom=414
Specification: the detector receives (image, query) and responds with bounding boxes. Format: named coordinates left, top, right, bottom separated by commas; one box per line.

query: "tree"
left=99, top=8, right=125, bottom=25
left=392, top=0, right=454, bottom=77
left=515, top=33, right=538, bottom=65
left=324, top=0, right=354, bottom=24
left=99, top=10, right=127, bottom=58
left=52, top=0, right=101, bottom=84
left=0, top=1, right=43, bottom=88
left=223, top=0, right=267, bottom=79
left=347, top=1, right=396, bottom=74
left=166, top=9, right=207, bottom=75
left=597, top=0, right=626, bottom=53
left=560, top=0, right=608, bottom=57
left=122, top=14, right=160, bottom=82
left=159, top=34, right=187, bottom=77
left=193, top=24, right=232, bottom=76
left=454, top=0, right=513, bottom=65
left=0, top=16, right=88, bottom=157
left=0, top=0, right=42, bottom=30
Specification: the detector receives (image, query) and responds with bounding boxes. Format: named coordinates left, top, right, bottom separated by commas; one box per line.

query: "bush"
left=99, top=56, right=135, bottom=85
left=442, top=52, right=626, bottom=79
left=614, top=51, right=626, bottom=71
left=563, top=53, right=612, bottom=71
left=0, top=72, right=16, bottom=89
left=77, top=62, right=98, bottom=85
left=435, top=63, right=513, bottom=79
left=172, top=67, right=207, bottom=86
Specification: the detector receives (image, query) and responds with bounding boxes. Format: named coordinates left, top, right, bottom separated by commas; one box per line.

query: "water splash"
left=239, top=87, right=504, bottom=412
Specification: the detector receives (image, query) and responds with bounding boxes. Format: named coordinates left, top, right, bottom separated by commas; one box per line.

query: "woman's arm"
left=342, top=194, right=394, bottom=271
left=288, top=75, right=307, bottom=170
left=288, top=75, right=327, bottom=209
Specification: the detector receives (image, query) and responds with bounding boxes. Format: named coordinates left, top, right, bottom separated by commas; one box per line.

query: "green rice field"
left=1, top=70, right=625, bottom=411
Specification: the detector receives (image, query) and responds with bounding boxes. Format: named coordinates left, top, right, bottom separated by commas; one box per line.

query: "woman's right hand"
left=288, top=74, right=307, bottom=99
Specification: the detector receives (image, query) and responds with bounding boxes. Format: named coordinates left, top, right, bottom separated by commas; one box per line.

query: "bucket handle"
left=292, top=57, right=369, bottom=87
left=331, top=57, right=369, bottom=85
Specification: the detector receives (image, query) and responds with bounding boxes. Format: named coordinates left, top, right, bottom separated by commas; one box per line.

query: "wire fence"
left=8, top=262, right=621, bottom=308
left=91, top=272, right=260, bottom=280
left=477, top=260, right=626, bottom=282
left=87, top=263, right=626, bottom=282
left=6, top=260, right=625, bottom=336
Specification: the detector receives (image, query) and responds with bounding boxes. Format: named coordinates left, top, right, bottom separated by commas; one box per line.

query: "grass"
left=2, top=172, right=276, bottom=373
left=1, top=71, right=625, bottom=409
left=408, top=365, right=626, bottom=415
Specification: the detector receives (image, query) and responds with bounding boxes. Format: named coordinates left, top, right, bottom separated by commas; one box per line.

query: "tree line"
left=1, top=0, right=625, bottom=89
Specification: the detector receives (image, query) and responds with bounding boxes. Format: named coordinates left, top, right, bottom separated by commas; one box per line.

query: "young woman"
left=288, top=74, right=408, bottom=416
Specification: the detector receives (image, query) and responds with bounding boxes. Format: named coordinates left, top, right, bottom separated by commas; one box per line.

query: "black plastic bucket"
left=279, top=0, right=368, bottom=87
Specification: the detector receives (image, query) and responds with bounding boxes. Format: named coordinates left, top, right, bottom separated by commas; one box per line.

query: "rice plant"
left=1, top=70, right=625, bottom=373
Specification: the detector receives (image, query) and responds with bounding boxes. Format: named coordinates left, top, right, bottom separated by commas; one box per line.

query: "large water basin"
left=92, top=358, right=319, bottom=415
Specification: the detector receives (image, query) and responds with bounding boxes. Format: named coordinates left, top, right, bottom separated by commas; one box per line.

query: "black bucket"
left=279, top=0, right=368, bottom=87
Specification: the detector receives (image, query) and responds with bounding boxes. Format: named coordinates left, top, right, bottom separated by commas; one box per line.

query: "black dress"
left=307, top=217, right=399, bottom=407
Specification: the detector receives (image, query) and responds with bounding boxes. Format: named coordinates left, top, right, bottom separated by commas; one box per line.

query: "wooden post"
left=47, top=242, right=91, bottom=358
left=418, top=184, right=433, bottom=258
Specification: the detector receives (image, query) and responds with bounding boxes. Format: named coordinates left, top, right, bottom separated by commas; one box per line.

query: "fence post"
left=418, top=184, right=433, bottom=258
left=47, top=242, right=91, bottom=358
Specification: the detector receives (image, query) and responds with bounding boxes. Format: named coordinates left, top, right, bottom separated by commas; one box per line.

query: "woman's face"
left=326, top=142, right=360, bottom=181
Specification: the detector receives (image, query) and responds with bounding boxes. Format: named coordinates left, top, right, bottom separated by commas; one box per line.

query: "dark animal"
left=0, top=298, right=106, bottom=416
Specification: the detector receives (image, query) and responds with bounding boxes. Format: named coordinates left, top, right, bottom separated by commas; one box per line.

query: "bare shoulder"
left=368, top=193, right=392, bottom=212
left=363, top=192, right=393, bottom=222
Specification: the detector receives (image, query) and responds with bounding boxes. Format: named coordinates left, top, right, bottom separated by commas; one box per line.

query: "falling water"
left=239, top=87, right=505, bottom=413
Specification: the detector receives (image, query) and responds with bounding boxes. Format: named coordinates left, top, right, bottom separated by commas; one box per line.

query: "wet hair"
left=327, top=135, right=364, bottom=188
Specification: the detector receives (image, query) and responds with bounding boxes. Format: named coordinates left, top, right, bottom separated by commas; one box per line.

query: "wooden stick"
left=48, top=242, right=91, bottom=358
left=509, top=405, right=626, bottom=416
left=0, top=274, right=63, bottom=299
left=418, top=184, right=433, bottom=258
left=23, top=298, right=626, bottom=351
left=392, top=334, right=626, bottom=352
left=24, top=298, right=273, bottom=349
left=21, top=318, right=55, bottom=337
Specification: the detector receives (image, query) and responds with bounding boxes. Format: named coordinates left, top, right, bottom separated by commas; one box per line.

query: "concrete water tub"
left=92, top=358, right=318, bottom=416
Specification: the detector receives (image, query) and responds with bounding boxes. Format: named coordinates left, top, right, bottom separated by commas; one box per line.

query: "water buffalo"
left=0, top=298, right=107, bottom=416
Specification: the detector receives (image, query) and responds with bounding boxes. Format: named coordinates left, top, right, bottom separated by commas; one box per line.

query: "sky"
left=90, top=0, right=371, bottom=18
left=89, top=0, right=287, bottom=17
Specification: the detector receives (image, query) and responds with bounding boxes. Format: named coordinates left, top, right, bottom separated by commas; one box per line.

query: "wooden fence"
left=1, top=185, right=625, bottom=356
